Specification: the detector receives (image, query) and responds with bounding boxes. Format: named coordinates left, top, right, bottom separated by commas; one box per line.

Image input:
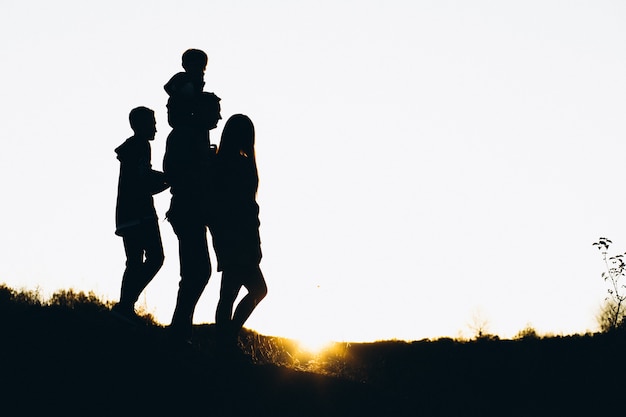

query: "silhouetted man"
left=163, top=92, right=221, bottom=344
left=113, top=106, right=169, bottom=323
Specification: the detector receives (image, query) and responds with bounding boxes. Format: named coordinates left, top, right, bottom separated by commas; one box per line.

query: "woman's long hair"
left=217, top=114, right=258, bottom=194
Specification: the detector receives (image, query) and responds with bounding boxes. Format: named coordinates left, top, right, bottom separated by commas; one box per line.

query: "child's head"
left=129, top=106, right=157, bottom=140
left=182, top=49, right=208, bottom=75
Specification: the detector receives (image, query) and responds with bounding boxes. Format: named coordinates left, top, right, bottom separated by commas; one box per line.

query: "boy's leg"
left=138, top=220, right=165, bottom=293
left=119, top=221, right=164, bottom=309
left=119, top=227, right=144, bottom=309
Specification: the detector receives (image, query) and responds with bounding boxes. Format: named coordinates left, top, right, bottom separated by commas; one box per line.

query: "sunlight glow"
left=295, top=334, right=337, bottom=355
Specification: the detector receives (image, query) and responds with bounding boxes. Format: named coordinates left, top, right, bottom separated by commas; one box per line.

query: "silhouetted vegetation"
left=1, top=284, right=624, bottom=416
left=593, top=237, right=626, bottom=330
left=513, top=323, right=540, bottom=340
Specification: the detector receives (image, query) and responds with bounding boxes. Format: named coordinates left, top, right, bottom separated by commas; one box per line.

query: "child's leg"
left=141, top=220, right=165, bottom=285
left=119, top=228, right=144, bottom=308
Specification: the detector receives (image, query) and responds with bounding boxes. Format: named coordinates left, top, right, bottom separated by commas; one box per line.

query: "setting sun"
left=293, top=332, right=337, bottom=355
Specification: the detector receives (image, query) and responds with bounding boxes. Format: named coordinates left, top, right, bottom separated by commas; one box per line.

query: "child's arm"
left=148, top=170, right=169, bottom=195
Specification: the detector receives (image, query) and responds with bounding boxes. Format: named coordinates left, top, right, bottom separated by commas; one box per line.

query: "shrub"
left=0, top=283, right=42, bottom=308
left=48, top=288, right=110, bottom=310
left=514, top=324, right=539, bottom=340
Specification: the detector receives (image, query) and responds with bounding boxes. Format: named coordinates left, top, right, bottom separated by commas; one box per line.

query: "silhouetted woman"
left=211, top=114, right=267, bottom=352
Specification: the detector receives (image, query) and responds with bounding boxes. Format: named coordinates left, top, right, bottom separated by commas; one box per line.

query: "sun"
left=295, top=332, right=336, bottom=355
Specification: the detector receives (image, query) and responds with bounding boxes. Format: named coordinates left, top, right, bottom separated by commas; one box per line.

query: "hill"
left=1, top=286, right=625, bottom=416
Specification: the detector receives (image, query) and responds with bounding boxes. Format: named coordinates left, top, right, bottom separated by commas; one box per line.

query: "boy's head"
left=182, top=49, right=208, bottom=75
left=129, top=106, right=157, bottom=140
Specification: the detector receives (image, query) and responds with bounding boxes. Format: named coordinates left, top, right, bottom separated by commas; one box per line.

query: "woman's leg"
left=215, top=271, right=241, bottom=326
left=214, top=272, right=242, bottom=348
left=231, top=266, right=267, bottom=331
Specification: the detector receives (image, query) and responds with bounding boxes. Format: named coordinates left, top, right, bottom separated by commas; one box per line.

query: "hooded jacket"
left=115, top=136, right=168, bottom=236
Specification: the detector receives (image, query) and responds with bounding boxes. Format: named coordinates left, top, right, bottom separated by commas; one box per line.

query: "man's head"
left=182, top=49, right=208, bottom=75
left=197, top=92, right=222, bottom=130
left=129, top=106, right=157, bottom=140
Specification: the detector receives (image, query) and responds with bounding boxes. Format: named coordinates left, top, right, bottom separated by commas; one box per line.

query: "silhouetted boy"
left=164, top=48, right=208, bottom=129
left=113, top=106, right=169, bottom=323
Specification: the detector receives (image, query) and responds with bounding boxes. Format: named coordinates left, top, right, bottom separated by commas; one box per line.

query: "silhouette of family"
left=113, top=49, right=267, bottom=356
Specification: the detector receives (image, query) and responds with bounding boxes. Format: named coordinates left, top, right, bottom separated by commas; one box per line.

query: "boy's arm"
left=148, top=170, right=169, bottom=195
left=135, top=146, right=168, bottom=195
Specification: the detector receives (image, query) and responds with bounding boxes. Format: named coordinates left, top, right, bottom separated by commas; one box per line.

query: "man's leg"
left=170, top=221, right=211, bottom=341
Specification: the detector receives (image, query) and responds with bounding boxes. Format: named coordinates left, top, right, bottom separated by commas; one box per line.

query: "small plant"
left=514, top=323, right=539, bottom=340
left=596, top=299, right=622, bottom=333
left=467, top=308, right=495, bottom=340
left=592, top=237, right=626, bottom=331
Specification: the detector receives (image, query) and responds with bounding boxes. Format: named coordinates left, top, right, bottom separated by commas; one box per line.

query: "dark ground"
left=1, top=292, right=625, bottom=416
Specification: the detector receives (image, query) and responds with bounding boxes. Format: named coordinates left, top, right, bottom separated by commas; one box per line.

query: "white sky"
left=1, top=1, right=625, bottom=345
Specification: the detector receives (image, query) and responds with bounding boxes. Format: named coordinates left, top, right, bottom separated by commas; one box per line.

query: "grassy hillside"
left=1, top=285, right=624, bottom=416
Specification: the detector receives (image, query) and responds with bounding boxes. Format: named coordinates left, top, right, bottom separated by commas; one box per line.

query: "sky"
left=1, top=0, right=625, bottom=347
